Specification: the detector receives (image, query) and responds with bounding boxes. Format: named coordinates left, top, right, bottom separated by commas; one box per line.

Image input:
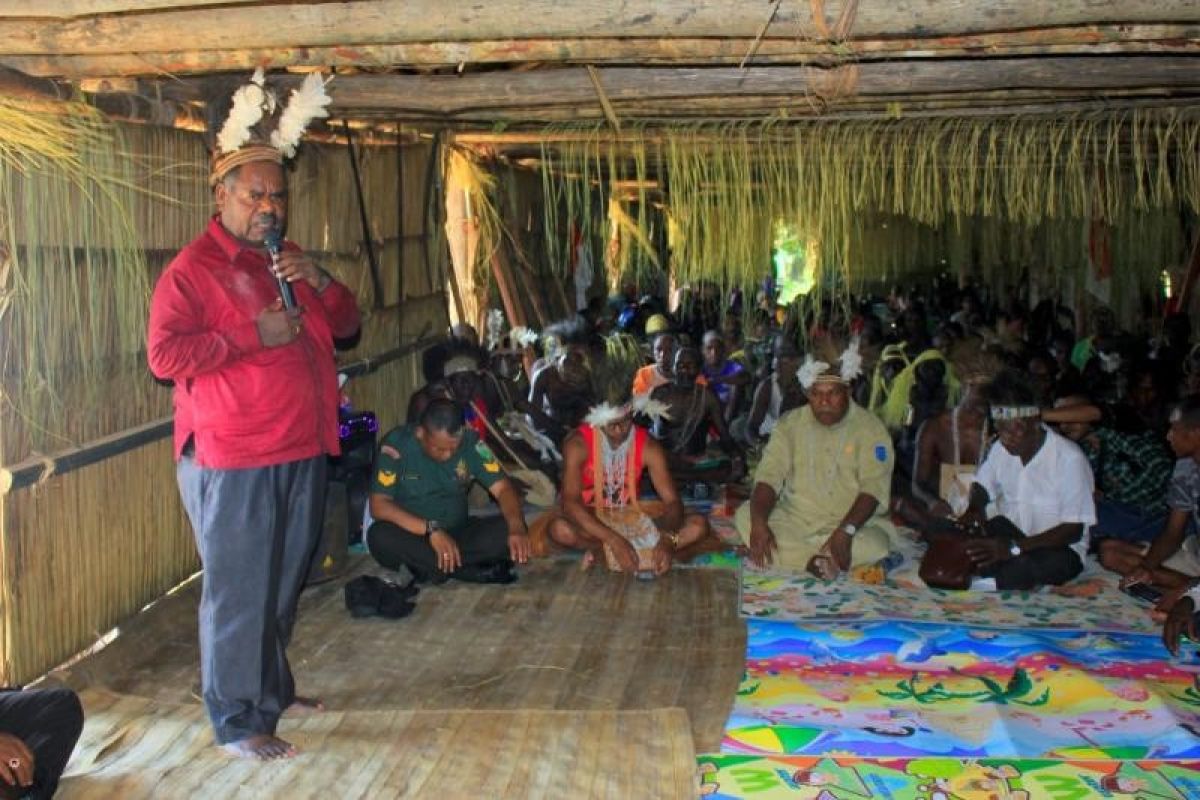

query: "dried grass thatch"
left=533, top=108, right=1200, bottom=303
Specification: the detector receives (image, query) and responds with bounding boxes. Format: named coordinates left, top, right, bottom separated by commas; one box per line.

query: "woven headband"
left=210, top=145, right=283, bottom=186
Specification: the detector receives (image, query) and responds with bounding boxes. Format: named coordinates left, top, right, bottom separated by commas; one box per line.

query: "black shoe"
left=377, top=584, right=418, bottom=618
left=410, top=565, right=450, bottom=586
left=344, top=575, right=421, bottom=618
left=344, top=575, right=383, bottom=618
left=453, top=559, right=517, bottom=585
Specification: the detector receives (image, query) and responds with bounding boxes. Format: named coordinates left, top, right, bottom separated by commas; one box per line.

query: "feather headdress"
left=631, top=394, right=672, bottom=425
left=798, top=336, right=865, bottom=389
left=270, top=72, right=332, bottom=158
left=584, top=402, right=628, bottom=428
left=510, top=326, right=540, bottom=348
left=796, top=355, right=830, bottom=390
left=485, top=308, right=506, bottom=350
left=216, top=68, right=272, bottom=156
left=839, top=336, right=864, bottom=383
left=210, top=68, right=332, bottom=185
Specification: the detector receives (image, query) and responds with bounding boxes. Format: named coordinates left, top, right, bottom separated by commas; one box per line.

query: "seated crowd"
left=364, top=276, right=1200, bottom=654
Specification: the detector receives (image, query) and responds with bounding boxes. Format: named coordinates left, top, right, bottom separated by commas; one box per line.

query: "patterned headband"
left=991, top=405, right=1040, bottom=421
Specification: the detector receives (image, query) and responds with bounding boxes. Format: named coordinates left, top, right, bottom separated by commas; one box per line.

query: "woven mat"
left=61, top=689, right=697, bottom=799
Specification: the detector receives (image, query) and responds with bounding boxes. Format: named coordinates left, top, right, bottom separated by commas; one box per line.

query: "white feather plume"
left=631, top=394, right=672, bottom=424
left=510, top=326, right=540, bottom=348
left=486, top=308, right=505, bottom=349
left=270, top=72, right=332, bottom=158
left=584, top=402, right=627, bottom=428
left=797, top=355, right=830, bottom=389
left=1098, top=351, right=1122, bottom=374
left=839, top=336, right=864, bottom=383
left=216, top=67, right=271, bottom=155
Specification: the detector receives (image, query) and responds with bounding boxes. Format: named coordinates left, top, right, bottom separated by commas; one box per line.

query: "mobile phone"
left=1122, top=582, right=1164, bottom=605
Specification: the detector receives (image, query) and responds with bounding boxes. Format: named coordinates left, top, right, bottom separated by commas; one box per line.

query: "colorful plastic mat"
left=697, top=755, right=1200, bottom=799
left=725, top=619, right=1200, bottom=760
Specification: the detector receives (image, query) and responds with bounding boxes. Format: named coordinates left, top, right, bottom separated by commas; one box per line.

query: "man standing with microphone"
left=147, top=72, right=359, bottom=761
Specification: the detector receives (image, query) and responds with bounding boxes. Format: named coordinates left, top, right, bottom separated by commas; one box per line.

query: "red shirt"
left=148, top=216, right=361, bottom=469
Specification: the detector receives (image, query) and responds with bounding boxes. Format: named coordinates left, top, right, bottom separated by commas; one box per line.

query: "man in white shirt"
left=958, top=369, right=1096, bottom=590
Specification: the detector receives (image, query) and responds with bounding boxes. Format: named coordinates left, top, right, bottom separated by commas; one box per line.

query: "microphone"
left=262, top=228, right=297, bottom=310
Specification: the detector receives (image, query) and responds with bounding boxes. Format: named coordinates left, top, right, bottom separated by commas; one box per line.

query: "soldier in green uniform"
left=366, top=398, right=532, bottom=583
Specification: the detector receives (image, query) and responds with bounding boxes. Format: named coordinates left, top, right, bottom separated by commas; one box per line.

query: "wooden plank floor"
left=52, top=554, right=745, bottom=794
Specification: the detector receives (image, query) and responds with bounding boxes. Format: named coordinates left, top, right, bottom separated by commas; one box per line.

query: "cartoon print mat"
left=741, top=530, right=1157, bottom=634
left=725, top=619, right=1200, bottom=760
left=697, top=755, right=1200, bottom=799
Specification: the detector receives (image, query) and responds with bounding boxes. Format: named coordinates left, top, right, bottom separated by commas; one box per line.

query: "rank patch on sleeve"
left=377, top=470, right=397, bottom=487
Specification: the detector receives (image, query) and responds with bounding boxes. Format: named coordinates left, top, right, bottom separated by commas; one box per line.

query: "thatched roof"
left=0, top=0, right=1197, bottom=137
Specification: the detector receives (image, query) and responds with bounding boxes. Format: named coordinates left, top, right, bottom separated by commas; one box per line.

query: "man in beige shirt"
left=737, top=340, right=895, bottom=578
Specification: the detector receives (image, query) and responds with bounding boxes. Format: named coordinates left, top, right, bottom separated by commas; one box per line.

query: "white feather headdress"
left=839, top=336, right=864, bottom=383
left=485, top=308, right=506, bottom=350
left=631, top=394, right=672, bottom=425
left=510, top=326, right=540, bottom=348
left=584, top=402, right=629, bottom=428
left=797, top=355, right=830, bottom=390
left=216, top=67, right=273, bottom=155
left=211, top=69, right=332, bottom=185
left=270, top=72, right=332, bottom=158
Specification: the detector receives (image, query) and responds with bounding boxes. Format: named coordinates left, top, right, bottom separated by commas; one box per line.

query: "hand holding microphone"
left=263, top=228, right=297, bottom=310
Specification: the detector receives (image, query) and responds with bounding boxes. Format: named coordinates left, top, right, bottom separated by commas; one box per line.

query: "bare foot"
left=580, top=546, right=606, bottom=571
left=286, top=696, right=325, bottom=715
left=222, top=734, right=297, bottom=761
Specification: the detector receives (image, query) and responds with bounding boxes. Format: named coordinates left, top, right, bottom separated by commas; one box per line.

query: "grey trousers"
left=177, top=452, right=326, bottom=745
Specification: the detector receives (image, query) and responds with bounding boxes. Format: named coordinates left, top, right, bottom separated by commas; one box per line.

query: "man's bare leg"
left=670, top=513, right=737, bottom=562
left=1099, top=540, right=1195, bottom=590
left=547, top=515, right=605, bottom=568
left=222, top=734, right=298, bottom=761
left=1098, top=539, right=1145, bottom=576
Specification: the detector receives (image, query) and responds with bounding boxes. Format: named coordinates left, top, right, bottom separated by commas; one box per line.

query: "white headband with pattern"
left=991, top=405, right=1040, bottom=421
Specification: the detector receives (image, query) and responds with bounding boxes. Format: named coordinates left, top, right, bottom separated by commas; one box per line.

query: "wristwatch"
left=838, top=523, right=858, bottom=537
left=1009, top=541, right=1022, bottom=557
left=425, top=519, right=440, bottom=537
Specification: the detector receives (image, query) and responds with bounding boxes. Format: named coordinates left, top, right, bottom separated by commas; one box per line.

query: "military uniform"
left=366, top=425, right=512, bottom=579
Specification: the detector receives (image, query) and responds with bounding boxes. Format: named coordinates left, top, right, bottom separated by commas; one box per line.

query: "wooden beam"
left=285, top=58, right=1200, bottom=116
left=444, top=96, right=1200, bottom=126
left=5, top=26, right=1200, bottom=78
left=2, top=1, right=260, bottom=17
left=0, top=64, right=205, bottom=128
left=453, top=98, right=1200, bottom=146
left=1, top=1, right=1198, bottom=56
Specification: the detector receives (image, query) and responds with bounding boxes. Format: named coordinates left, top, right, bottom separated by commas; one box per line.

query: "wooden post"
left=343, top=120, right=385, bottom=309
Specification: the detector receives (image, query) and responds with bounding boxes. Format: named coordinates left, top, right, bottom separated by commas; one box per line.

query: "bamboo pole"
left=6, top=27, right=1199, bottom=78
left=203, top=58, right=1200, bottom=117
left=5, top=0, right=259, bottom=15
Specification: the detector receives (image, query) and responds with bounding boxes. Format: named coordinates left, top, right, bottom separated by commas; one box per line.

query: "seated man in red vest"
left=532, top=387, right=719, bottom=575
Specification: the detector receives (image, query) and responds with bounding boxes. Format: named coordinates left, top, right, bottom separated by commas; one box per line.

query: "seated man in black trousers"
left=955, top=369, right=1096, bottom=591
left=0, top=687, right=84, bottom=799
left=366, top=398, right=531, bottom=583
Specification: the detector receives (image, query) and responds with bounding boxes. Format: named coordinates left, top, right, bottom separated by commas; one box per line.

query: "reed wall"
left=0, top=112, right=448, bottom=684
